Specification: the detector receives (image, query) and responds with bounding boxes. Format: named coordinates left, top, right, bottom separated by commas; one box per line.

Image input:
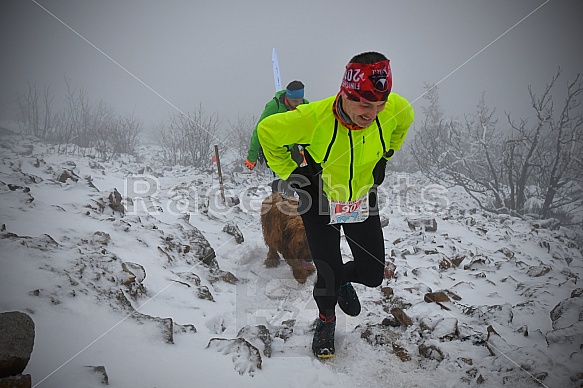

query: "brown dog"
left=260, top=192, right=315, bottom=284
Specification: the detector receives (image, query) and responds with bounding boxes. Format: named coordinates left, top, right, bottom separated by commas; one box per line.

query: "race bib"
left=329, top=194, right=369, bottom=224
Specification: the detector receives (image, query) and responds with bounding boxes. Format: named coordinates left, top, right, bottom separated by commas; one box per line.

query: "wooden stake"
left=214, top=144, right=226, bottom=205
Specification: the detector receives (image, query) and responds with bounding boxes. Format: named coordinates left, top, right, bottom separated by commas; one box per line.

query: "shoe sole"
left=316, top=353, right=335, bottom=359
left=338, top=303, right=360, bottom=317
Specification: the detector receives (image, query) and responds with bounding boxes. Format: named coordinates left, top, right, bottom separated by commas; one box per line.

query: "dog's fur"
left=261, top=192, right=315, bottom=284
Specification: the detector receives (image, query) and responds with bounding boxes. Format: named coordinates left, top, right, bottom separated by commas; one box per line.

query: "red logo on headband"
left=340, top=60, right=392, bottom=102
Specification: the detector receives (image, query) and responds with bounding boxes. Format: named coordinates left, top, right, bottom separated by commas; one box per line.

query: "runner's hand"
left=245, top=159, right=256, bottom=170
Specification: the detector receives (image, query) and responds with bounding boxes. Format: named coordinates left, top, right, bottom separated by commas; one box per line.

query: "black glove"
left=257, top=149, right=265, bottom=165
left=290, top=144, right=305, bottom=166
left=372, top=150, right=394, bottom=186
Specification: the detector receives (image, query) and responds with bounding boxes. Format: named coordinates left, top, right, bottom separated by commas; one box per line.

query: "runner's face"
left=287, top=97, right=304, bottom=109
left=343, top=99, right=386, bottom=128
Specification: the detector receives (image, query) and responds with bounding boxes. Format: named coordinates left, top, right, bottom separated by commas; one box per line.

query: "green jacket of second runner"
left=246, top=90, right=309, bottom=163
left=258, top=93, right=414, bottom=202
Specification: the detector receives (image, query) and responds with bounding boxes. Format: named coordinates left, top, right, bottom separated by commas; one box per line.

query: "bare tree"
left=17, top=82, right=53, bottom=139
left=111, top=112, right=142, bottom=156
left=521, top=70, right=583, bottom=220
left=413, top=91, right=505, bottom=212
left=413, top=71, right=583, bottom=225
left=50, top=78, right=93, bottom=154
left=15, top=77, right=142, bottom=159
left=91, top=101, right=117, bottom=160
left=161, top=105, right=222, bottom=167
left=159, top=122, right=181, bottom=165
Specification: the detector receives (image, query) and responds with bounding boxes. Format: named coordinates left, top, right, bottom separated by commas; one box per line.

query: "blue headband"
left=286, top=88, right=304, bottom=99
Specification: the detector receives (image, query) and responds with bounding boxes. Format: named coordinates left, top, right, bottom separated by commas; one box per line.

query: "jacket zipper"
left=348, top=130, right=354, bottom=200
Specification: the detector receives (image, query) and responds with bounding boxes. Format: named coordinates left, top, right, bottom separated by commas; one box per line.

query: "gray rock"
left=85, top=366, right=108, bottom=385
left=406, top=217, right=437, bottom=232
left=0, top=312, right=35, bottom=378
left=222, top=221, right=244, bottom=244
left=0, top=374, right=32, bottom=388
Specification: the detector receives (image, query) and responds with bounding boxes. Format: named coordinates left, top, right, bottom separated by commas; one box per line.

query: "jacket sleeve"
left=258, top=105, right=314, bottom=180
left=246, top=100, right=280, bottom=162
left=246, top=127, right=261, bottom=162
left=389, top=95, right=415, bottom=152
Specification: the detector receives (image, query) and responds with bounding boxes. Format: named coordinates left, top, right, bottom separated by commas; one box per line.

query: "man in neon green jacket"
left=258, top=51, right=414, bottom=359
left=244, top=80, right=308, bottom=170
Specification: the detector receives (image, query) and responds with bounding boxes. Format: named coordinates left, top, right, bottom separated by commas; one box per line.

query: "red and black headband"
left=339, top=59, right=392, bottom=102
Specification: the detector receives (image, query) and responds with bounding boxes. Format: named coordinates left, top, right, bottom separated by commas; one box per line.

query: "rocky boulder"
left=0, top=311, right=35, bottom=384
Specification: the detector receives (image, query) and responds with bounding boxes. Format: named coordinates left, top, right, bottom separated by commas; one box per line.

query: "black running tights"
left=300, top=211, right=386, bottom=317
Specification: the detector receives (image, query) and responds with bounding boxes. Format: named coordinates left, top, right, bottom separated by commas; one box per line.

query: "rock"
left=439, top=258, right=453, bottom=270
left=120, top=262, right=147, bottom=299
left=496, top=247, right=515, bottom=259
left=433, top=318, right=459, bottom=341
left=390, top=307, right=413, bottom=327
left=175, top=272, right=201, bottom=287
left=381, top=317, right=400, bottom=328
left=208, top=269, right=239, bottom=285
left=197, top=285, right=214, bottom=301
left=121, top=262, right=146, bottom=284
left=391, top=343, right=411, bottom=361
left=108, top=189, right=125, bottom=215
left=85, top=365, right=109, bottom=385
left=450, top=255, right=466, bottom=268
left=359, top=323, right=400, bottom=346
left=550, top=296, right=583, bottom=330
left=380, top=286, right=394, bottom=299
left=424, top=291, right=450, bottom=303
left=181, top=227, right=217, bottom=268
left=112, top=291, right=178, bottom=343
left=458, top=357, right=473, bottom=366
left=206, top=338, right=262, bottom=375
left=419, top=342, right=445, bottom=362
left=85, top=176, right=99, bottom=191
left=0, top=374, right=32, bottom=388
left=7, top=184, right=28, bottom=192
left=485, top=325, right=515, bottom=356
left=384, top=261, right=396, bottom=279
left=222, top=221, right=244, bottom=244
left=424, top=292, right=451, bottom=311
left=57, top=169, right=79, bottom=183
left=526, top=264, right=551, bottom=277
left=406, top=217, right=437, bottom=232
left=89, top=160, right=105, bottom=170
left=419, top=316, right=441, bottom=332
left=444, top=289, right=462, bottom=301
left=529, top=218, right=560, bottom=230
left=0, top=312, right=35, bottom=378
left=463, top=256, right=491, bottom=271
left=273, top=320, right=295, bottom=342
left=237, top=325, right=272, bottom=358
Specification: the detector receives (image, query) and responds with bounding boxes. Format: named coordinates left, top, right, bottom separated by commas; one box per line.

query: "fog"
left=1, top=0, right=582, bottom=132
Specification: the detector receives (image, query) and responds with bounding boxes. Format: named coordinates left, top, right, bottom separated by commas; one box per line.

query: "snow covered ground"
left=1, top=127, right=582, bottom=388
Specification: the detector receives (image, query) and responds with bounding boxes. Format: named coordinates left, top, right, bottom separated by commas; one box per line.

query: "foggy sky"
left=1, top=0, right=582, bottom=132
